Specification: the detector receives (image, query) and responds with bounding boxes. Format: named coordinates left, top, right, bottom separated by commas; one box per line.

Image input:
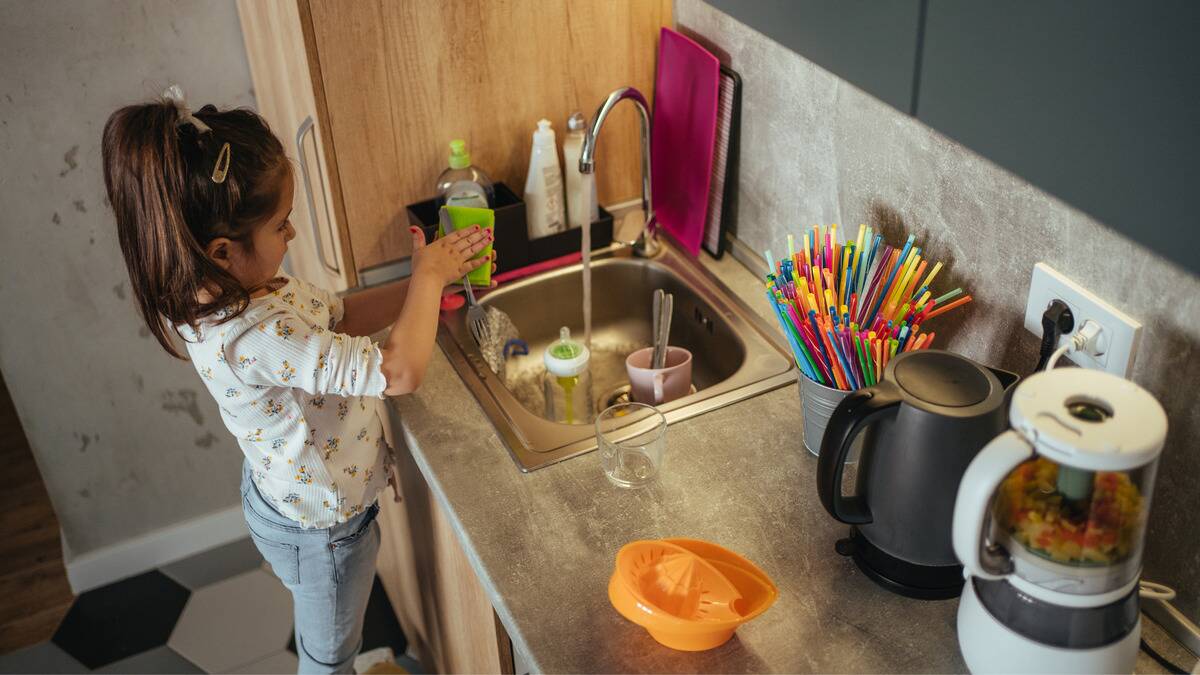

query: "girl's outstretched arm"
left=379, top=226, right=491, bottom=395
left=335, top=257, right=496, bottom=338
left=335, top=278, right=411, bottom=337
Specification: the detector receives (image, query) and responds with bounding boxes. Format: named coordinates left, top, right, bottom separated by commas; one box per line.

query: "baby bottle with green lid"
left=543, top=327, right=594, bottom=425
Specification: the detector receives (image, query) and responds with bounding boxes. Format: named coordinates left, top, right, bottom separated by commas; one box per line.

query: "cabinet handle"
left=295, top=116, right=340, bottom=275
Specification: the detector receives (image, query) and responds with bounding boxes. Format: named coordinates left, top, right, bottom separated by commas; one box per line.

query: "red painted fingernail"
left=409, top=227, right=419, bottom=233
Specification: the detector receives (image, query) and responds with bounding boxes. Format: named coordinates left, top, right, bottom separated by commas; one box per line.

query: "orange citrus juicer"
left=608, top=539, right=778, bottom=651
left=663, top=537, right=778, bottom=622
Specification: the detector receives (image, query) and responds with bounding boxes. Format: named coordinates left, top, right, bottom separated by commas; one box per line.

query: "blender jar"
left=990, top=455, right=1157, bottom=595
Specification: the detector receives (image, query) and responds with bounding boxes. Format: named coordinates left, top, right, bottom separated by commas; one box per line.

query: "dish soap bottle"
left=543, top=327, right=594, bottom=425
left=562, top=112, right=599, bottom=230
left=436, top=139, right=494, bottom=209
left=524, top=119, right=566, bottom=239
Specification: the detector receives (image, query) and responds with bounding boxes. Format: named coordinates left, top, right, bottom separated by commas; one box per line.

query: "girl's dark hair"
left=102, top=97, right=288, bottom=358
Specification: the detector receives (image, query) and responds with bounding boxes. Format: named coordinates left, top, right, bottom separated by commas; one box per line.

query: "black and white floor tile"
left=0, top=538, right=413, bottom=674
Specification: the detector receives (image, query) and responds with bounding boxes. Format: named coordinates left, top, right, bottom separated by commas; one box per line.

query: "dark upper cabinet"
left=914, top=1, right=1200, bottom=274
left=703, top=0, right=1200, bottom=276
left=704, top=0, right=923, bottom=113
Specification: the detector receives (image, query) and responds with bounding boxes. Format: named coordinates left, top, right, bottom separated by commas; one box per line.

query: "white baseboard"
left=64, top=504, right=246, bottom=593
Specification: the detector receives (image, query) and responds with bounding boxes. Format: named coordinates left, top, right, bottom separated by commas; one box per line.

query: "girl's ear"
left=205, top=237, right=235, bottom=271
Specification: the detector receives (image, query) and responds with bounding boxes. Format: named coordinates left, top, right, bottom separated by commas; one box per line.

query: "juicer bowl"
left=608, top=539, right=778, bottom=651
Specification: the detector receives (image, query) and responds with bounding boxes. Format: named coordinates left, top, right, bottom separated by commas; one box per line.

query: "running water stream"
left=582, top=207, right=592, bottom=349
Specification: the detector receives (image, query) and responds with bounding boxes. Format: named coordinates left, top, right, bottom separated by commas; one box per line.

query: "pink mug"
left=625, top=347, right=693, bottom=405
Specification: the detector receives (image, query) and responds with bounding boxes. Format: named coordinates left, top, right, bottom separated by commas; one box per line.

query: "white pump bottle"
left=524, top=119, right=566, bottom=239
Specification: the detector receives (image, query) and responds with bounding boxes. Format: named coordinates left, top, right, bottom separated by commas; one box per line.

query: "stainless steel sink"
left=437, top=239, right=796, bottom=471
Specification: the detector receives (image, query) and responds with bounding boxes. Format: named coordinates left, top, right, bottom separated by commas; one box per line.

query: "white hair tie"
left=162, top=84, right=230, bottom=183
left=162, top=84, right=211, bottom=133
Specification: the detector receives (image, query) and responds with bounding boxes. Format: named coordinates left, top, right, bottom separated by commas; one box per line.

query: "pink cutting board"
left=652, top=27, right=721, bottom=257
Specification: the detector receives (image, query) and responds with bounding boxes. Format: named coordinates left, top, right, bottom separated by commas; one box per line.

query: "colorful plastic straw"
left=763, top=224, right=971, bottom=391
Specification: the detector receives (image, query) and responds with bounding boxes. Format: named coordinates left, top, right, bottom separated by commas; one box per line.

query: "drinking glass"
left=596, top=402, right=667, bottom=488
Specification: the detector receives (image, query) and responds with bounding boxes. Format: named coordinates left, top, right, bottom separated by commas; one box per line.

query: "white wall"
left=0, top=1, right=255, bottom=569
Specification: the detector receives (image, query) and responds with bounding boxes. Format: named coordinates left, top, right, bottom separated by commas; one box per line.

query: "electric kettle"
left=953, top=368, right=1166, bottom=674
left=817, top=350, right=1018, bottom=599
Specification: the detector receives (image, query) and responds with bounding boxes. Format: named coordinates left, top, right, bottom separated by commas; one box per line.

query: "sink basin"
left=437, top=239, right=796, bottom=471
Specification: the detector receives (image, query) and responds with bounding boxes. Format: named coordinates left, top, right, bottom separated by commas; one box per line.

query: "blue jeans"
left=241, top=463, right=381, bottom=674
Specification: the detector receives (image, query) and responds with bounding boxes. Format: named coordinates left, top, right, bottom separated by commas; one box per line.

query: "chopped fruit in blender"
left=997, top=458, right=1142, bottom=565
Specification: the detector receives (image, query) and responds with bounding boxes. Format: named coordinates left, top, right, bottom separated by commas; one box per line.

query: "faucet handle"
left=615, top=210, right=647, bottom=245
left=613, top=210, right=659, bottom=257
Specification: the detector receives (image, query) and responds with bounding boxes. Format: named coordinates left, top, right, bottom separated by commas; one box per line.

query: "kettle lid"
left=1011, top=368, right=1166, bottom=471
left=892, top=350, right=993, bottom=408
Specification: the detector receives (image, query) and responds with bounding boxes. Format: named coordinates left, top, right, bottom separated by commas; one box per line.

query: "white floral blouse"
left=181, top=276, right=391, bottom=529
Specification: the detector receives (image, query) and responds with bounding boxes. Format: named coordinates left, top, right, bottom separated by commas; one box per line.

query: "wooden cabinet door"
left=374, top=483, right=429, bottom=664
left=237, top=0, right=357, bottom=289
left=306, top=0, right=671, bottom=271
left=377, top=434, right=512, bottom=674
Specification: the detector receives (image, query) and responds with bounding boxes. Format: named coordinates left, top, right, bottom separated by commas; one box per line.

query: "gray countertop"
left=385, top=251, right=1195, bottom=674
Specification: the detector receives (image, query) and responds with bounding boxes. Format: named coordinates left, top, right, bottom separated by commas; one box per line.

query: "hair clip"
left=211, top=143, right=231, bottom=184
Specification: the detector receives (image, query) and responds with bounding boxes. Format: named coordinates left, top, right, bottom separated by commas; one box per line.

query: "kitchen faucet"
left=579, top=87, right=657, bottom=257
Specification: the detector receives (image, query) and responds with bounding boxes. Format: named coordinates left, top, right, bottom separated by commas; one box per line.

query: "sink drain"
left=599, top=384, right=634, bottom=409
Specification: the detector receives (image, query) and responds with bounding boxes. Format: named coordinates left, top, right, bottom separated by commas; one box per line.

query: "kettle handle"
left=952, top=429, right=1034, bottom=580
left=816, top=383, right=901, bottom=524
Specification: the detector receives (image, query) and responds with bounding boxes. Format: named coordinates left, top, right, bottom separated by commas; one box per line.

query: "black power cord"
left=1140, top=637, right=1190, bottom=674
left=1034, top=300, right=1074, bottom=372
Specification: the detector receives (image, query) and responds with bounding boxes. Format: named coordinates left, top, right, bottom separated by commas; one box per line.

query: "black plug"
left=1034, top=299, right=1074, bottom=372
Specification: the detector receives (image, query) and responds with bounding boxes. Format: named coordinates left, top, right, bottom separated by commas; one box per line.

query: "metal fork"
left=463, top=275, right=491, bottom=347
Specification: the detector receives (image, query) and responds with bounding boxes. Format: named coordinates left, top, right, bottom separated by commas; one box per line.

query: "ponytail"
left=102, top=93, right=287, bottom=358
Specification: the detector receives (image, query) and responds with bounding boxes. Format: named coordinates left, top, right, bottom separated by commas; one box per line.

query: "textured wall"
left=0, top=1, right=254, bottom=555
left=678, top=0, right=1200, bottom=621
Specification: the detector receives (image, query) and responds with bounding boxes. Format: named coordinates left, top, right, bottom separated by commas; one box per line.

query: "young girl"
left=102, top=86, right=492, bottom=674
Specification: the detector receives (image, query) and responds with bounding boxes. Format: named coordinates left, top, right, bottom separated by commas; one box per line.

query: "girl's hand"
left=446, top=252, right=499, bottom=291
left=410, top=226, right=492, bottom=287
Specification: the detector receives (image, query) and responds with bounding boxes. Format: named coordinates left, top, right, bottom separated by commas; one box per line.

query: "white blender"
left=953, top=368, right=1167, bottom=674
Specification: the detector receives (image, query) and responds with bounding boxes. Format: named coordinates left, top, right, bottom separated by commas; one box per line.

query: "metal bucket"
left=799, top=376, right=862, bottom=461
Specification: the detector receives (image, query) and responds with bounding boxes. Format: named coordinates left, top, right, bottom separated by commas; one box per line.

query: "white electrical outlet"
left=1023, top=262, right=1142, bottom=376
